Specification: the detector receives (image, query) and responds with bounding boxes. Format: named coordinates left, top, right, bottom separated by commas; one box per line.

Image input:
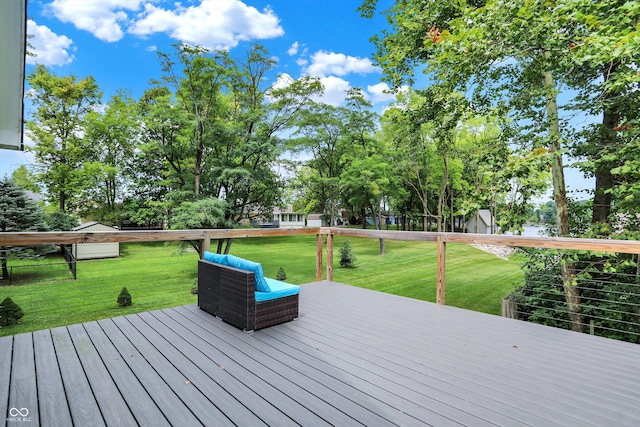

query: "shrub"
left=0, top=297, right=24, bottom=327
left=191, top=279, right=198, bottom=294
left=117, top=287, right=132, bottom=307
left=339, top=241, right=356, bottom=268
left=276, top=267, right=287, bottom=281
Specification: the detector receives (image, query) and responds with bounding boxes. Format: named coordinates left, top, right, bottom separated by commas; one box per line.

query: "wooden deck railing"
left=3, top=227, right=640, bottom=306
left=320, top=227, right=640, bottom=305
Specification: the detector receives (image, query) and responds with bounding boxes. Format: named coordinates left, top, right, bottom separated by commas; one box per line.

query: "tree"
left=117, top=287, right=132, bottom=307
left=564, top=0, right=640, bottom=226
left=169, top=198, right=229, bottom=253
left=25, top=65, right=102, bottom=213
left=158, top=44, right=233, bottom=197
left=361, top=0, right=580, bottom=329
left=0, top=178, right=50, bottom=279
left=291, top=102, right=348, bottom=226
left=339, top=241, right=357, bottom=268
left=83, top=91, right=139, bottom=222
left=153, top=44, right=322, bottom=229
left=0, top=297, right=24, bottom=327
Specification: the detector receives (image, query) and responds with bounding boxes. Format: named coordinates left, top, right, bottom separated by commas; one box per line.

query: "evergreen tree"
left=0, top=178, right=50, bottom=279
left=117, top=287, right=132, bottom=307
left=276, top=267, right=287, bottom=281
left=339, top=241, right=357, bottom=268
left=0, top=297, right=24, bottom=327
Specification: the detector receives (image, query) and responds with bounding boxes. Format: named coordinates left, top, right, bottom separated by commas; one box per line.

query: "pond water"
left=505, top=225, right=548, bottom=237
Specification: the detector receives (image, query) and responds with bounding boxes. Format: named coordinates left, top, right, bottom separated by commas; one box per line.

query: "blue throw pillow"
left=226, top=254, right=271, bottom=292
left=203, top=251, right=229, bottom=265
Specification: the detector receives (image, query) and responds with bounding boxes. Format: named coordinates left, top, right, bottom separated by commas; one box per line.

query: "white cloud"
left=287, top=41, right=299, bottom=56
left=367, top=82, right=395, bottom=104
left=129, top=0, right=284, bottom=50
left=304, top=50, right=380, bottom=78
left=268, top=74, right=349, bottom=107
left=44, top=0, right=284, bottom=49
left=314, top=76, right=351, bottom=106
left=271, top=73, right=295, bottom=90
left=366, top=82, right=409, bottom=104
left=48, top=0, right=142, bottom=42
left=26, top=20, right=74, bottom=66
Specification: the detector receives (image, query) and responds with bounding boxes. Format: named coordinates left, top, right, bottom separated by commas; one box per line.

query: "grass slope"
left=1, top=235, right=523, bottom=336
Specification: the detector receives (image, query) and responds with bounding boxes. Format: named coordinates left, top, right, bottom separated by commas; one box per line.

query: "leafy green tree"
left=361, top=0, right=582, bottom=329
left=562, top=0, right=640, bottom=225
left=83, top=91, right=139, bottom=222
left=25, top=65, right=102, bottom=213
left=10, top=166, right=39, bottom=193
left=169, top=198, right=229, bottom=253
left=158, top=44, right=233, bottom=197
left=0, top=178, right=50, bottom=279
left=291, top=102, right=348, bottom=226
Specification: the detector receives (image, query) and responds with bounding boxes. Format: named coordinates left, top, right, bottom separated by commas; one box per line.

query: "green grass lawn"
left=0, top=235, right=524, bottom=336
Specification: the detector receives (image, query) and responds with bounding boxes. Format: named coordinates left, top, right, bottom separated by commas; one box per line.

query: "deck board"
left=96, top=318, right=209, bottom=426
left=0, top=335, right=13, bottom=423
left=3, top=280, right=640, bottom=426
left=8, top=334, right=38, bottom=426
left=50, top=326, right=106, bottom=426
left=33, top=329, right=73, bottom=427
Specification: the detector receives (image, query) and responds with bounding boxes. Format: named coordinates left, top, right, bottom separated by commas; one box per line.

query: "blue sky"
left=2, top=0, right=400, bottom=177
left=1, top=0, right=590, bottom=202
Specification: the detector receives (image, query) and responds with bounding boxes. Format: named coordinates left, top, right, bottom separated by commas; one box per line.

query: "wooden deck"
left=2, top=280, right=640, bottom=426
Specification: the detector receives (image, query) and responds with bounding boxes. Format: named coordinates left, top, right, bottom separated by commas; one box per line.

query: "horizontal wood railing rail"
left=0, top=227, right=321, bottom=246
left=321, top=227, right=640, bottom=254
left=3, top=226, right=640, bottom=306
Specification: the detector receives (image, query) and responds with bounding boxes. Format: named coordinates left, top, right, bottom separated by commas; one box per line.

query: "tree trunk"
left=592, top=64, right=620, bottom=224
left=544, top=67, right=581, bottom=332
left=436, top=155, right=449, bottom=233
left=372, top=201, right=386, bottom=255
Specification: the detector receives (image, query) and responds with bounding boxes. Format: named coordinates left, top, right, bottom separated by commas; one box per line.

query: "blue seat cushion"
left=203, top=251, right=229, bottom=265
left=255, top=278, right=300, bottom=302
left=225, top=254, right=270, bottom=292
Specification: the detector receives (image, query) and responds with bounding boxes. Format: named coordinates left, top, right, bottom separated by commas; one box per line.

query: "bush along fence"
left=503, top=247, right=640, bottom=343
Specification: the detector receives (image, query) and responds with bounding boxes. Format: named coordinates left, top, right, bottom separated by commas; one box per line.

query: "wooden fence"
left=2, top=227, right=640, bottom=306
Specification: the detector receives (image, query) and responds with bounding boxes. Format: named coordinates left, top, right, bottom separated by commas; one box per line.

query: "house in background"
left=71, top=222, right=120, bottom=260
left=272, top=205, right=306, bottom=229
left=466, top=209, right=497, bottom=234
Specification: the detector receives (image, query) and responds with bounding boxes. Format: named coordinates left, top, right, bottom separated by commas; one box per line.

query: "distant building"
left=466, top=209, right=496, bottom=234
left=273, top=205, right=306, bottom=229
left=71, top=222, right=120, bottom=260
left=306, top=214, right=322, bottom=227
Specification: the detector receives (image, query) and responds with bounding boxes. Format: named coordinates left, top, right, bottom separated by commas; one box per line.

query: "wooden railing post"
left=326, top=232, right=334, bottom=281
left=201, top=230, right=212, bottom=259
left=316, top=233, right=323, bottom=281
left=437, top=235, right=446, bottom=305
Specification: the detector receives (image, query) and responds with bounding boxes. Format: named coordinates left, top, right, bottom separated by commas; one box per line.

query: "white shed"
left=466, top=209, right=497, bottom=234
left=72, top=222, right=120, bottom=260
left=307, top=214, right=322, bottom=227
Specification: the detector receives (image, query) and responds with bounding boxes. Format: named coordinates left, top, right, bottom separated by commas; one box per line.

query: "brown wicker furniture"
left=198, top=259, right=299, bottom=331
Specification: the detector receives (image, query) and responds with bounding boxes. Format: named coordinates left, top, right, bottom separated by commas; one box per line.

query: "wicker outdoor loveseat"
left=198, top=252, right=300, bottom=331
